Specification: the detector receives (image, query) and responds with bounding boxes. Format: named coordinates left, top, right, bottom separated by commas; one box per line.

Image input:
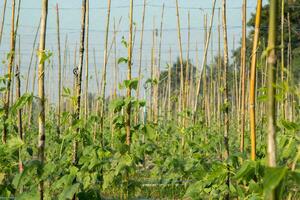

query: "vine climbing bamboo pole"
left=249, top=0, right=262, bottom=161
left=56, top=4, right=62, bottom=135
left=135, top=0, right=146, bottom=123
left=17, top=36, right=23, bottom=175
left=74, top=0, right=86, bottom=164
left=0, top=0, right=7, bottom=46
left=16, top=39, right=22, bottom=140
left=240, top=0, right=247, bottom=153
left=222, top=0, right=230, bottom=199
left=84, top=0, right=89, bottom=122
left=10, top=0, right=21, bottom=107
left=2, top=0, right=16, bottom=144
left=37, top=0, right=48, bottom=199
left=126, top=0, right=133, bottom=145
left=99, top=0, right=111, bottom=144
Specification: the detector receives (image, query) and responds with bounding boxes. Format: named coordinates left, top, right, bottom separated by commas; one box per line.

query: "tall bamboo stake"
left=2, top=0, right=16, bottom=144
left=167, top=47, right=172, bottom=120
left=0, top=0, right=7, bottom=46
left=135, top=0, right=146, bottom=123
left=266, top=0, right=278, bottom=168
left=16, top=39, right=22, bottom=140
left=194, top=0, right=216, bottom=118
left=249, top=0, right=262, bottom=161
left=156, top=3, right=164, bottom=123
left=184, top=11, right=190, bottom=123
left=126, top=0, right=133, bottom=145
left=56, top=4, right=62, bottom=135
left=25, top=21, right=40, bottom=94
left=175, top=0, right=184, bottom=119
left=222, top=0, right=230, bottom=198
left=84, top=0, right=89, bottom=122
left=37, top=0, right=48, bottom=199
left=113, top=18, right=117, bottom=99
left=240, top=0, right=247, bottom=153
left=74, top=0, right=86, bottom=164
left=280, top=0, right=286, bottom=119
left=99, top=0, right=111, bottom=144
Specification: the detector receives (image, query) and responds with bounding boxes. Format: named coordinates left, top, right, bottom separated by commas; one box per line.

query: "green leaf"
left=235, top=161, right=255, bottom=180
left=59, top=183, right=80, bottom=200
left=103, top=172, right=115, bottom=190
left=263, top=167, right=287, bottom=192
left=118, top=57, right=128, bottom=64
left=37, top=50, right=53, bottom=65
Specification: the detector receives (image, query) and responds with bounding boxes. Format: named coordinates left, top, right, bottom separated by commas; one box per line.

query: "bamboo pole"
left=28, top=54, right=38, bottom=127
left=99, top=0, right=111, bottom=144
left=249, top=0, right=262, bottom=161
left=266, top=0, right=278, bottom=169
left=113, top=18, right=117, bottom=99
left=56, top=4, right=62, bottom=135
left=217, top=8, right=221, bottom=129
left=84, top=0, right=89, bottom=122
left=222, top=0, right=230, bottom=198
left=74, top=0, right=86, bottom=164
left=2, top=0, right=16, bottom=144
left=16, top=38, right=22, bottom=140
left=37, top=0, right=48, bottom=198
left=135, top=0, right=146, bottom=123
left=281, top=0, right=285, bottom=119
left=194, top=0, right=216, bottom=118
left=156, top=3, right=164, bottom=123
left=125, top=0, right=133, bottom=145
left=0, top=0, right=7, bottom=46
left=240, top=0, right=247, bottom=153
left=167, top=47, right=172, bottom=120
left=184, top=11, right=190, bottom=124
left=25, top=21, right=40, bottom=94
left=175, top=0, right=184, bottom=119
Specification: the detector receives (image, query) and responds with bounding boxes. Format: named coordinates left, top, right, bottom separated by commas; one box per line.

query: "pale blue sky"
left=0, top=0, right=266, bottom=100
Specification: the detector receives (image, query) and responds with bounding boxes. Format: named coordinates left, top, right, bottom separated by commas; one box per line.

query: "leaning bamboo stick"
left=84, top=0, right=89, bottom=122
left=0, top=0, right=7, bottom=46
left=175, top=0, right=184, bottom=120
left=99, top=0, right=111, bottom=144
left=194, top=0, right=216, bottom=119
left=249, top=0, right=262, bottom=161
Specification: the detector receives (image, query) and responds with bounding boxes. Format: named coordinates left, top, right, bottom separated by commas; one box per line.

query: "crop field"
left=0, top=0, right=299, bottom=199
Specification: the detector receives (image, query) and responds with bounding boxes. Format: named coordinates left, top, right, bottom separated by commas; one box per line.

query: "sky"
left=0, top=0, right=266, bottom=101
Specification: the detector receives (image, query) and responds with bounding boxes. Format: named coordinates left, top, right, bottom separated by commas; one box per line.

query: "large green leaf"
left=59, top=183, right=80, bottom=200
left=263, top=167, right=287, bottom=192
